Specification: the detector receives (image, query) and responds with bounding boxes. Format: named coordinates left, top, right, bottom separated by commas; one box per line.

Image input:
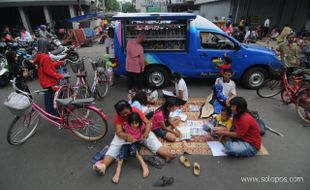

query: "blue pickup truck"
left=112, top=12, right=284, bottom=89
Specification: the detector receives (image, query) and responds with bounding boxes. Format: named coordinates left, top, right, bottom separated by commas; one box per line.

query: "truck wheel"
left=145, top=67, right=169, bottom=88
left=242, top=67, right=267, bottom=89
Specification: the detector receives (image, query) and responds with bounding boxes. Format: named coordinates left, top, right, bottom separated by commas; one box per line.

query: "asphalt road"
left=0, top=45, right=309, bottom=190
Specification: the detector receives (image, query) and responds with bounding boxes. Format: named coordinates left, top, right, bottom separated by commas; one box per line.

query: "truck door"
left=193, top=31, right=243, bottom=78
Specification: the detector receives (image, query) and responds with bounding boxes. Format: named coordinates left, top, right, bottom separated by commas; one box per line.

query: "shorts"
left=153, top=128, right=167, bottom=138
left=118, top=142, right=142, bottom=160
left=106, top=132, right=162, bottom=159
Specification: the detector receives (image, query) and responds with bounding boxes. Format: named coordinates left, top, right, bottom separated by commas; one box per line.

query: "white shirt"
left=104, top=37, right=115, bottom=58
left=175, top=78, right=188, bottom=101
left=264, top=18, right=270, bottom=27
left=215, top=77, right=236, bottom=98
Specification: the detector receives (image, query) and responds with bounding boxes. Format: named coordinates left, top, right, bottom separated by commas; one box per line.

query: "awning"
left=113, top=12, right=197, bottom=21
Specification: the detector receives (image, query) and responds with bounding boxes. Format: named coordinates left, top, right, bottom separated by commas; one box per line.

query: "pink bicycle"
left=5, top=78, right=108, bottom=145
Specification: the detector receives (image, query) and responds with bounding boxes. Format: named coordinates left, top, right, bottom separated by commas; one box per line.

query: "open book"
left=162, top=90, right=176, bottom=97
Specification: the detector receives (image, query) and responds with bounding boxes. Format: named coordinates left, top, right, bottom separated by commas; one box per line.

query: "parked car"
left=113, top=13, right=284, bottom=89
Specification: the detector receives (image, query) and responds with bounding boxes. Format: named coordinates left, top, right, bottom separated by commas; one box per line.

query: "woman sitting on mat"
left=213, top=97, right=261, bottom=157
left=112, top=112, right=149, bottom=184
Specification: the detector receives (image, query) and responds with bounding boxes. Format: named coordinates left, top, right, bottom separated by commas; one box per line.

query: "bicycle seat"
left=71, top=98, right=95, bottom=105
left=76, top=71, right=87, bottom=77
left=55, top=97, right=73, bottom=106
left=55, top=97, right=95, bottom=106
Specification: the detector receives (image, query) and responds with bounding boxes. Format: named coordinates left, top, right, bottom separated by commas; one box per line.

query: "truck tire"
left=145, top=67, right=169, bottom=89
left=241, top=67, right=267, bottom=89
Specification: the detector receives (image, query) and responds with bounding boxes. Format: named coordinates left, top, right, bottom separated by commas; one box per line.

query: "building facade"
left=0, top=0, right=99, bottom=32
left=195, top=0, right=310, bottom=31
left=133, top=0, right=168, bottom=12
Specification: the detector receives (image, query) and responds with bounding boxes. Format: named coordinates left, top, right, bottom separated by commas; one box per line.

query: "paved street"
left=0, top=44, right=309, bottom=190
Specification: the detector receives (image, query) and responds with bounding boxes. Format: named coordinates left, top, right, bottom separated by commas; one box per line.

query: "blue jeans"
left=223, top=140, right=258, bottom=157
left=44, top=88, right=58, bottom=116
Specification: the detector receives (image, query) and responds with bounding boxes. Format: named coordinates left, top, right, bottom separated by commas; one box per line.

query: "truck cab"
left=113, top=12, right=284, bottom=89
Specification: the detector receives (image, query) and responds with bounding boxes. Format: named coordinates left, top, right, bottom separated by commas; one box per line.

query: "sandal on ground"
left=153, top=176, right=174, bottom=187
left=142, top=155, right=165, bottom=169
left=179, top=155, right=191, bottom=168
left=193, top=162, right=200, bottom=176
left=92, top=162, right=106, bottom=176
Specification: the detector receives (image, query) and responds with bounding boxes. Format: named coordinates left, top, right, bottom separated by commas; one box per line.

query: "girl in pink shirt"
left=152, top=98, right=181, bottom=142
left=112, top=112, right=149, bottom=184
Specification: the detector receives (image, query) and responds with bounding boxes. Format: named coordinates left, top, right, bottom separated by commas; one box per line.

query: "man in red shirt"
left=93, top=100, right=176, bottom=175
left=214, top=97, right=261, bottom=157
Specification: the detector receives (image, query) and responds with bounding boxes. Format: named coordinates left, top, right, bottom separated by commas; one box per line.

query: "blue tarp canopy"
left=65, top=12, right=104, bottom=23
left=113, top=12, right=196, bottom=21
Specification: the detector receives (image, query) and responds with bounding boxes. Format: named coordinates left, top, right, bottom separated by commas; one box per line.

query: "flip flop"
left=153, top=176, right=174, bottom=187
left=142, top=155, right=165, bottom=169
left=179, top=155, right=191, bottom=168
left=193, top=162, right=200, bottom=176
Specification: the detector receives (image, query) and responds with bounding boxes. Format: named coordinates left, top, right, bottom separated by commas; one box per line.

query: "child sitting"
left=213, top=107, right=233, bottom=130
left=145, top=83, right=159, bottom=105
left=203, top=107, right=232, bottom=140
left=151, top=98, right=181, bottom=142
left=112, top=112, right=149, bottom=184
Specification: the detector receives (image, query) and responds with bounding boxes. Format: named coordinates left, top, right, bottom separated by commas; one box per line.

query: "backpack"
left=249, top=111, right=266, bottom=136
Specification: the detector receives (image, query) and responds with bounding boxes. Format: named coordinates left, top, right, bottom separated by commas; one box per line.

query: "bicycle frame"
left=282, top=72, right=305, bottom=102
left=32, top=101, right=108, bottom=129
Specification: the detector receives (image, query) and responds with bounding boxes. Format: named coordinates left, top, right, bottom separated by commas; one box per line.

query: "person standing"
left=33, top=38, right=64, bottom=115
left=278, top=33, right=300, bottom=74
left=126, top=33, right=145, bottom=90
left=263, top=17, right=271, bottom=37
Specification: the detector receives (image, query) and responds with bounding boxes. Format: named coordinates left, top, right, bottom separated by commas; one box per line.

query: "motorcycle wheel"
left=68, top=52, right=79, bottom=61
left=0, top=73, right=9, bottom=87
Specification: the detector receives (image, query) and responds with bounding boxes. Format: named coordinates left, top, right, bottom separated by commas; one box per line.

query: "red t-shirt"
left=218, top=63, right=231, bottom=75
left=151, top=110, right=165, bottom=130
left=233, top=112, right=261, bottom=150
left=113, top=107, right=145, bottom=128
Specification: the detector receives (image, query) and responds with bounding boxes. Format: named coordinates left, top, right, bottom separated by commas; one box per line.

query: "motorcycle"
left=300, top=47, right=310, bottom=69
left=0, top=42, right=9, bottom=87
left=16, top=49, right=37, bottom=80
left=49, top=45, right=79, bottom=61
left=0, top=53, right=9, bottom=87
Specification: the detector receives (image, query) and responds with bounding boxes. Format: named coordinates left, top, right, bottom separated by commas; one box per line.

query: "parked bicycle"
left=256, top=68, right=310, bottom=125
left=54, top=58, right=109, bottom=108
left=4, top=78, right=109, bottom=145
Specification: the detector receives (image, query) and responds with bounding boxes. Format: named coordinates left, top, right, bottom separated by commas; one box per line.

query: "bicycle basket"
left=4, top=92, right=32, bottom=116
left=90, top=57, right=105, bottom=71
left=68, top=60, right=85, bottom=73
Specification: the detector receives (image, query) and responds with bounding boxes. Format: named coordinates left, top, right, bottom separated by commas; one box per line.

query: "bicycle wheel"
left=7, top=110, right=40, bottom=145
left=68, top=106, right=108, bottom=141
left=54, top=86, right=73, bottom=115
left=94, top=72, right=109, bottom=100
left=280, top=90, right=292, bottom=104
left=256, top=79, right=282, bottom=98
left=295, top=88, right=310, bottom=125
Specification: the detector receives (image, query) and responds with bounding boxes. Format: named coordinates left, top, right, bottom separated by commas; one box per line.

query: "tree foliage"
left=105, top=0, right=120, bottom=12
left=121, top=2, right=136, bottom=13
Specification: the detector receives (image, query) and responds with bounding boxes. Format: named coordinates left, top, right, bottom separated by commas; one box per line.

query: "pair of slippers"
left=142, top=155, right=166, bottom=169
left=179, top=155, right=200, bottom=176
left=153, top=176, right=174, bottom=187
